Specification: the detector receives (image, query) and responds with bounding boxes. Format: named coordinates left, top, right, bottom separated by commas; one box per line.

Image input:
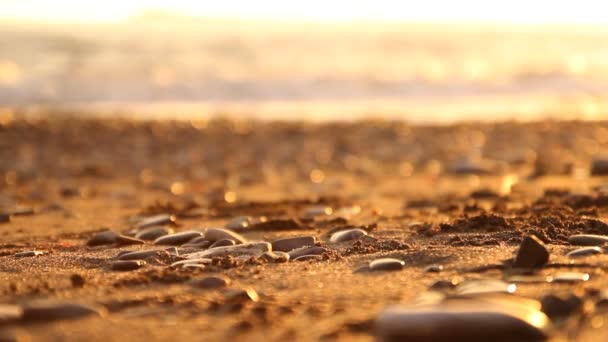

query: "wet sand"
left=1, top=117, right=608, bottom=341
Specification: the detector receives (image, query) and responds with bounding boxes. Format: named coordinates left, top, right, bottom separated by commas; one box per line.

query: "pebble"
left=136, top=214, right=175, bottom=229
left=456, top=279, right=517, bottom=296
left=210, top=239, right=236, bottom=248
left=567, top=246, right=602, bottom=258
left=186, top=241, right=271, bottom=259
left=111, top=260, right=145, bottom=271
left=135, top=226, right=174, bottom=241
left=288, top=246, right=327, bottom=259
left=507, top=275, right=552, bottom=284
left=260, top=251, right=290, bottom=263
left=187, top=236, right=210, bottom=245
left=170, top=258, right=212, bottom=268
left=115, top=235, right=145, bottom=246
left=225, top=216, right=252, bottom=231
left=293, top=254, right=323, bottom=262
left=329, top=228, right=368, bottom=243
left=22, top=302, right=105, bottom=321
left=303, top=206, right=332, bottom=218
left=552, top=272, right=590, bottom=283
left=0, top=305, right=22, bottom=323
left=70, top=274, right=86, bottom=288
left=424, top=264, right=444, bottom=273
left=375, top=299, right=548, bottom=341
left=154, top=230, right=203, bottom=245
left=14, top=251, right=44, bottom=258
left=429, top=279, right=460, bottom=291
left=568, top=234, right=608, bottom=246
left=117, top=250, right=161, bottom=261
left=369, top=258, right=405, bottom=272
left=189, top=275, right=232, bottom=289
left=513, top=235, right=549, bottom=268
left=540, top=293, right=583, bottom=319
left=0, top=214, right=9, bottom=223
left=204, top=228, right=247, bottom=244
left=86, top=230, right=119, bottom=246
left=591, top=158, right=608, bottom=176
left=225, top=288, right=259, bottom=303
left=271, top=236, right=316, bottom=252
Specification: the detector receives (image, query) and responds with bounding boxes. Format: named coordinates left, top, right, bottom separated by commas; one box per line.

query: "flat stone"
left=115, top=235, right=145, bottom=246
left=14, top=251, right=44, bottom=258
left=136, top=214, right=175, bottom=229
left=540, top=293, right=583, bottom=319
left=22, top=302, right=105, bottom=321
left=288, top=246, right=327, bottom=259
left=186, top=242, right=271, bottom=259
left=225, top=288, right=259, bottom=303
left=210, top=239, right=236, bottom=248
left=513, top=235, right=549, bottom=268
left=187, top=236, right=210, bottom=245
left=170, top=258, right=212, bottom=268
left=272, top=236, right=316, bottom=252
left=369, top=258, right=405, bottom=272
left=190, top=275, right=231, bottom=289
left=375, top=300, right=549, bottom=341
left=135, top=226, right=174, bottom=241
left=293, top=254, right=323, bottom=262
left=424, top=264, right=444, bottom=273
left=204, top=228, right=247, bottom=244
left=456, top=279, right=517, bottom=296
left=86, top=230, right=119, bottom=246
left=568, top=234, right=608, bottom=246
left=0, top=305, right=22, bottom=323
left=566, top=246, right=602, bottom=258
left=260, top=251, right=290, bottom=263
left=552, top=272, right=590, bottom=283
left=154, top=230, right=203, bottom=245
left=111, top=260, right=145, bottom=271
left=225, top=216, right=252, bottom=230
left=117, top=250, right=162, bottom=261
left=329, top=228, right=368, bottom=243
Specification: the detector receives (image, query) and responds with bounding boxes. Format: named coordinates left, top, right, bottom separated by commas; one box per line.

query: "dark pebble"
left=22, top=302, right=105, bottom=321
left=272, top=236, right=316, bottom=252
left=210, top=239, right=236, bottom=248
left=566, top=246, right=602, bottom=258
left=329, top=228, right=368, bottom=243
left=134, top=226, right=174, bottom=241
left=513, top=235, right=549, bottom=268
left=424, top=264, right=444, bottom=273
left=0, top=214, right=9, bottom=223
left=190, top=275, right=232, bottom=289
left=111, top=260, right=145, bottom=271
left=154, top=231, right=203, bottom=245
left=568, top=234, right=608, bottom=246
left=204, top=228, right=247, bottom=244
left=293, top=254, right=323, bottom=262
left=86, top=230, right=119, bottom=246
left=115, top=235, right=145, bottom=246
left=14, top=251, right=44, bottom=258
left=540, top=293, right=583, bottom=319
left=117, top=250, right=161, bottom=261
left=70, top=274, right=86, bottom=288
left=288, top=246, right=327, bottom=259
left=136, top=214, right=175, bottom=229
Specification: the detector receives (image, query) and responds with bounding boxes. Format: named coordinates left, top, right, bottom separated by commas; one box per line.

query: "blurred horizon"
left=0, top=1, right=607, bottom=122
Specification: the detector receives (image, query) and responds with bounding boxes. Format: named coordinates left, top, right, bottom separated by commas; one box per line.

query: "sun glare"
left=0, top=0, right=607, bottom=24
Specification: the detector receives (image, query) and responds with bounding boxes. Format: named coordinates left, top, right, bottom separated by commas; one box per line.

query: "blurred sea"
left=1, top=19, right=607, bottom=122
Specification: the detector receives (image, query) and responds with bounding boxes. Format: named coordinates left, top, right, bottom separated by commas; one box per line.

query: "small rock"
left=272, top=236, right=316, bottom=252
left=22, top=302, right=105, bottom=321
left=288, top=246, right=327, bottom=259
left=541, top=293, right=583, bottom=319
left=591, top=158, right=608, bottom=176
left=424, top=264, right=444, bottom=273
left=0, top=305, right=22, bottom=323
left=456, top=279, right=517, bottom=296
left=190, top=275, right=231, bottom=289
left=111, top=260, right=145, bottom=271
left=225, top=216, right=252, bottom=231
left=136, top=214, right=175, bottom=229
left=135, top=226, right=174, bottom=241
left=369, top=258, right=405, bottom=272
left=186, top=242, right=271, bottom=259
left=375, top=300, right=548, bottom=341
left=204, top=228, right=247, bottom=244
left=566, top=246, right=602, bottom=258
left=0, top=214, right=9, bottom=223
left=513, top=235, right=549, bottom=268
left=293, top=254, right=323, bottom=262
left=429, top=279, right=460, bottom=291
left=303, top=206, right=332, bottom=218
left=552, top=272, right=590, bottom=283
left=568, top=234, right=608, bottom=246
left=260, top=251, right=290, bottom=263
left=115, top=235, right=145, bottom=246
left=329, top=228, right=368, bottom=243
left=170, top=258, right=212, bottom=268
left=117, top=250, right=161, bottom=261
left=86, top=230, right=119, bottom=246
left=14, top=251, right=44, bottom=258
left=210, top=239, right=236, bottom=248
left=70, top=274, right=86, bottom=288
left=154, top=230, right=203, bottom=245
left=225, top=288, right=259, bottom=303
